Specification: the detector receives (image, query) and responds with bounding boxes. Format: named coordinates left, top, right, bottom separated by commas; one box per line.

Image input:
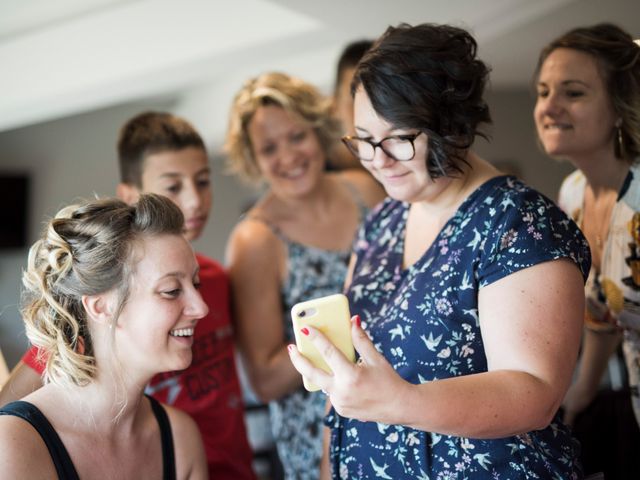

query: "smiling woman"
left=0, top=194, right=208, bottom=479
left=534, top=22, right=640, bottom=478
left=286, top=23, right=591, bottom=480
left=224, top=72, right=385, bottom=479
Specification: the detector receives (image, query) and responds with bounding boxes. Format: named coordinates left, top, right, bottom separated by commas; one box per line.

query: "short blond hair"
left=224, top=72, right=342, bottom=184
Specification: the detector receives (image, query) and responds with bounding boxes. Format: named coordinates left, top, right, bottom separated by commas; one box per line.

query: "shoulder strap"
left=242, top=212, right=290, bottom=243
left=0, top=401, right=80, bottom=480
left=147, top=395, right=176, bottom=480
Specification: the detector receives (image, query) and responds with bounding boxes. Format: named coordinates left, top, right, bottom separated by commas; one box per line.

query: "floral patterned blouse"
left=327, top=175, right=591, bottom=479
left=559, top=163, right=640, bottom=427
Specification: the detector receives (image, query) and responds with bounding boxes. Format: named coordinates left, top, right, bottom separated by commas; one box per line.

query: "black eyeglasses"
left=341, top=132, right=422, bottom=162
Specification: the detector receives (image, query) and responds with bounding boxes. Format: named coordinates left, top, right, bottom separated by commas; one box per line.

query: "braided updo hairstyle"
left=21, top=193, right=184, bottom=387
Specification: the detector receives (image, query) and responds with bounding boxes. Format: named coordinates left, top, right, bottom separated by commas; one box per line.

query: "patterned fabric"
left=328, top=175, right=591, bottom=479
left=262, top=191, right=369, bottom=480
left=559, top=164, right=640, bottom=426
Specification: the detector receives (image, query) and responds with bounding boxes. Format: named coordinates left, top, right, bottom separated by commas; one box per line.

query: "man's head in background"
left=333, top=39, right=373, bottom=135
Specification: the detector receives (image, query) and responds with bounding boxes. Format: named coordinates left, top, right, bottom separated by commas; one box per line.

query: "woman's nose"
left=538, top=92, right=563, bottom=117
left=370, top=145, right=396, bottom=168
left=186, top=288, right=209, bottom=320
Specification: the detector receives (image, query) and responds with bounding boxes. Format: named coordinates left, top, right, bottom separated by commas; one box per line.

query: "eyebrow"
left=159, top=266, right=201, bottom=281
left=157, top=167, right=211, bottom=179
left=354, top=126, right=412, bottom=137
left=537, top=79, right=591, bottom=88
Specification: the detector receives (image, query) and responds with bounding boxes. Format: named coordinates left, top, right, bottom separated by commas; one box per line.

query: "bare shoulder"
left=336, top=168, right=386, bottom=208
left=163, top=405, right=207, bottom=480
left=0, top=414, right=56, bottom=478
left=226, top=207, right=284, bottom=272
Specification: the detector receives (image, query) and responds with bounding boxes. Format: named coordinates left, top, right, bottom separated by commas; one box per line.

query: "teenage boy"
left=0, top=112, right=256, bottom=480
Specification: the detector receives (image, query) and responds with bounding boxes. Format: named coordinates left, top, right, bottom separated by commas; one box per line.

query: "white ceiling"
left=1, top=0, right=639, bottom=139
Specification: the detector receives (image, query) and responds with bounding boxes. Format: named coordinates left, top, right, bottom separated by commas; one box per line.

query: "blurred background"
left=0, top=0, right=638, bottom=385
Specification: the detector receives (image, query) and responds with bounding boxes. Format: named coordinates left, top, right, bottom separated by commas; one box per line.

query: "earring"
left=616, top=125, right=624, bottom=159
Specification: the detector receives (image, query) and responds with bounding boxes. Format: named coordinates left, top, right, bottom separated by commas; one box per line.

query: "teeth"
left=285, top=167, right=304, bottom=178
left=170, top=328, right=194, bottom=337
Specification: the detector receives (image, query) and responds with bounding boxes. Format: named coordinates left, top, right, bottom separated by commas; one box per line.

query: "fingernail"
left=354, top=315, right=361, bottom=328
left=287, top=344, right=295, bottom=353
left=300, top=327, right=310, bottom=336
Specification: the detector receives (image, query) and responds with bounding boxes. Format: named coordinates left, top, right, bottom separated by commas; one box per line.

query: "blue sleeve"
left=478, top=188, right=591, bottom=287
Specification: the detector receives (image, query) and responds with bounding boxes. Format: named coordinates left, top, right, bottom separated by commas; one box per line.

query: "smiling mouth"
left=185, top=217, right=205, bottom=229
left=382, top=171, right=409, bottom=180
left=544, top=123, right=572, bottom=131
left=284, top=167, right=305, bottom=177
left=170, top=328, right=194, bottom=337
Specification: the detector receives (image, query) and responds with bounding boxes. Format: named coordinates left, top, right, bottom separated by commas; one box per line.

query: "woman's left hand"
left=288, top=315, right=408, bottom=423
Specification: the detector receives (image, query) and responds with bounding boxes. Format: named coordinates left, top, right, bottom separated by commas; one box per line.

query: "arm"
left=226, top=220, right=302, bottom=402
left=290, top=258, right=584, bottom=438
left=319, top=397, right=332, bottom=480
left=0, top=415, right=57, bottom=478
left=165, top=406, right=207, bottom=480
left=337, top=169, right=386, bottom=208
left=0, top=361, right=43, bottom=407
left=562, top=327, right=622, bottom=426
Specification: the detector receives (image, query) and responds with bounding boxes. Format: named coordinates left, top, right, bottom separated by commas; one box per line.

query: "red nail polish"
left=301, top=327, right=310, bottom=336
left=354, top=315, right=361, bottom=328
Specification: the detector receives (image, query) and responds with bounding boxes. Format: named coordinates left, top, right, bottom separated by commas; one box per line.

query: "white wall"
left=477, top=88, right=575, bottom=200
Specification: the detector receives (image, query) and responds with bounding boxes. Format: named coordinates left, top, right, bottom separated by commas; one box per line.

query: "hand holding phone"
left=291, top=293, right=356, bottom=391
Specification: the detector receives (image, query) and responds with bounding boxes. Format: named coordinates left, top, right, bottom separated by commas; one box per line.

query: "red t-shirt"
left=23, top=254, right=255, bottom=480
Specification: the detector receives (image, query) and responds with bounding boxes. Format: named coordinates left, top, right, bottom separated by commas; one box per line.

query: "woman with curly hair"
left=289, top=23, right=591, bottom=479
left=224, top=71, right=384, bottom=479
left=0, top=194, right=207, bottom=479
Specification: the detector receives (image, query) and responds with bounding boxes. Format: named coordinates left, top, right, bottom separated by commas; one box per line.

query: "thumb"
left=351, top=315, right=383, bottom=365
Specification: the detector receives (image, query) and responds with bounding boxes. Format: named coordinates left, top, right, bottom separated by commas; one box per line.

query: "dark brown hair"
left=117, top=111, right=206, bottom=187
left=353, top=23, right=492, bottom=178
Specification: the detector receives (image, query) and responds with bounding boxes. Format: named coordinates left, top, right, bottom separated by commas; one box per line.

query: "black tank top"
left=0, top=394, right=176, bottom=480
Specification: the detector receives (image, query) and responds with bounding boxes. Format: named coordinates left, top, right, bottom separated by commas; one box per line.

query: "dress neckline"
left=396, top=175, right=513, bottom=275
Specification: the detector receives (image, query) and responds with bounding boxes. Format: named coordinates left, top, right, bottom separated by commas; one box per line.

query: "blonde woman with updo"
left=0, top=194, right=207, bottom=479
left=225, top=72, right=384, bottom=479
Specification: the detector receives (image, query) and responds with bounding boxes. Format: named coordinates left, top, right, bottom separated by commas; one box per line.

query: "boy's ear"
left=116, top=182, right=141, bottom=205
left=82, top=293, right=115, bottom=325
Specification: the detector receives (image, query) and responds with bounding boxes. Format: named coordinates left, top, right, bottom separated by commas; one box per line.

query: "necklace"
left=584, top=188, right=617, bottom=255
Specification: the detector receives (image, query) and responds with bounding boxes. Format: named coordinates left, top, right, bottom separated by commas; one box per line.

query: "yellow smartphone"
left=291, top=293, right=356, bottom=391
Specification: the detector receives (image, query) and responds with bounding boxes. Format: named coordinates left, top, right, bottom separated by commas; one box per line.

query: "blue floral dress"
left=327, top=176, right=591, bottom=479
left=251, top=184, right=368, bottom=480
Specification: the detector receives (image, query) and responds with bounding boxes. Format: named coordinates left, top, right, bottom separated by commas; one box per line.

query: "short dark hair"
left=353, top=23, right=492, bottom=178
left=334, top=39, right=373, bottom=95
left=536, top=23, right=640, bottom=160
left=117, top=111, right=206, bottom=187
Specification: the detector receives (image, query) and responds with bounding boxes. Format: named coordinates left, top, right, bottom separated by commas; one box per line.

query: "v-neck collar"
left=395, top=175, right=513, bottom=275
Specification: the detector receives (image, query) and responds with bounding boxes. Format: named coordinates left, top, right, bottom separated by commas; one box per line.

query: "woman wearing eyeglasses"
left=224, top=72, right=385, bottom=479
left=288, top=23, right=591, bottom=479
